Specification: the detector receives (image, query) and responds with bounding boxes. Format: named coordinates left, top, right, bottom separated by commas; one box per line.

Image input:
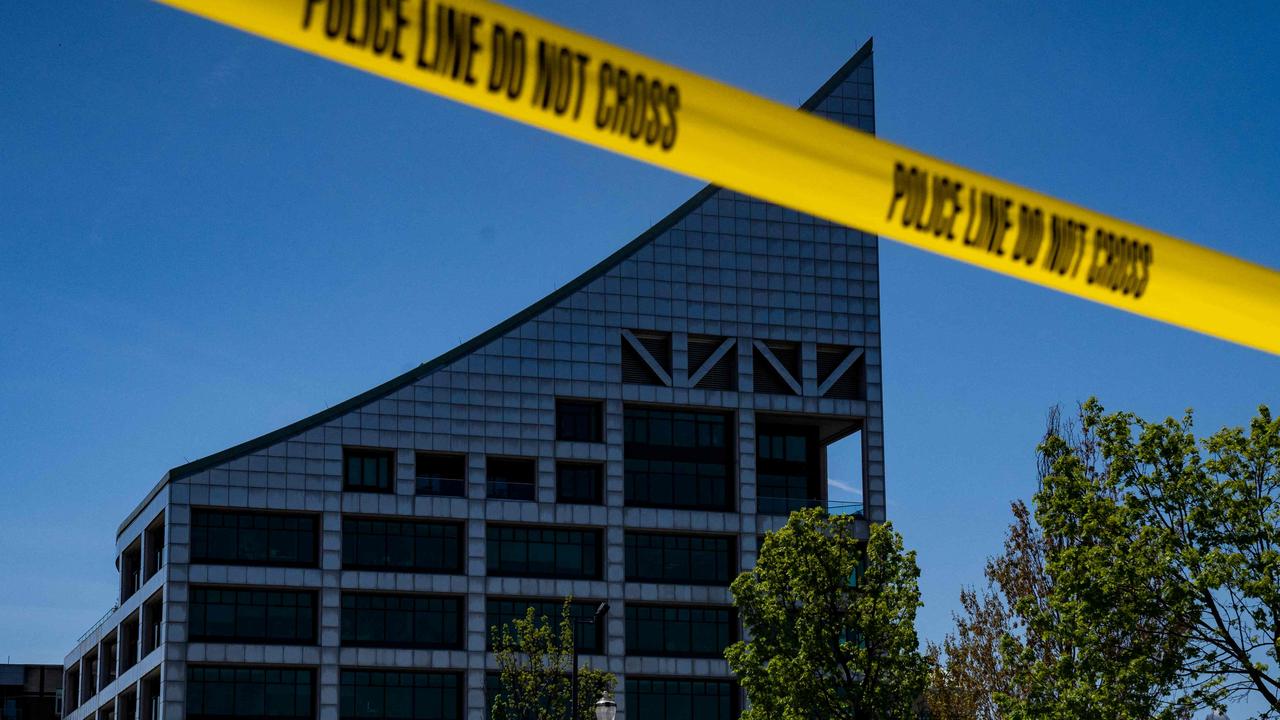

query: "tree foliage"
left=727, top=509, right=928, bottom=720
left=1006, top=400, right=1280, bottom=719
left=490, top=600, right=615, bottom=720
left=925, top=500, right=1061, bottom=719
left=925, top=407, right=1077, bottom=719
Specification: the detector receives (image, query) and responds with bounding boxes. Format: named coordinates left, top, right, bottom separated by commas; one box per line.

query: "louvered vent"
left=633, top=331, right=671, bottom=373
left=752, top=346, right=795, bottom=395
left=689, top=335, right=736, bottom=391
left=765, top=341, right=801, bottom=381
left=622, top=340, right=664, bottom=385
left=818, top=344, right=865, bottom=400
left=687, top=335, right=719, bottom=371
left=816, top=345, right=845, bottom=383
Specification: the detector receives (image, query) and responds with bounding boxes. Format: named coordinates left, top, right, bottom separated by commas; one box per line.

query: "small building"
left=0, top=663, right=62, bottom=720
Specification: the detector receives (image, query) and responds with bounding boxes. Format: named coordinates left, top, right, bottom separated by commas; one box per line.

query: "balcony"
left=758, top=497, right=864, bottom=518
left=486, top=479, right=536, bottom=501
left=415, top=474, right=466, bottom=497
left=826, top=500, right=864, bottom=516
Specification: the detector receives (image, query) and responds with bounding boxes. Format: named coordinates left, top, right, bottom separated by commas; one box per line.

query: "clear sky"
left=1, top=0, right=1277, bottom=686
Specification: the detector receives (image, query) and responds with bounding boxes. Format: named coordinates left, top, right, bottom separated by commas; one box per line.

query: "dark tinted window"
left=187, top=666, right=313, bottom=720
left=189, top=586, right=316, bottom=645
left=626, top=678, right=735, bottom=720
left=556, top=400, right=603, bottom=442
left=757, top=425, right=819, bottom=515
left=339, top=670, right=460, bottom=720
left=190, top=509, right=318, bottom=567
left=344, top=448, right=395, bottom=493
left=624, top=408, right=733, bottom=510
left=486, top=525, right=600, bottom=579
left=486, top=457, right=536, bottom=501
left=485, top=598, right=602, bottom=653
left=625, top=605, right=734, bottom=657
left=341, top=517, right=462, bottom=573
left=340, top=593, right=462, bottom=649
left=555, top=462, right=603, bottom=505
left=625, top=533, right=734, bottom=585
left=416, top=453, right=466, bottom=497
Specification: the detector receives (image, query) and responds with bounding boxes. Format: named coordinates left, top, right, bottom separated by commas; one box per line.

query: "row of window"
left=186, top=666, right=737, bottom=720
left=347, top=448, right=606, bottom=505
left=192, top=508, right=739, bottom=583
left=187, top=588, right=735, bottom=657
left=342, top=405, right=826, bottom=514
left=485, top=675, right=738, bottom=720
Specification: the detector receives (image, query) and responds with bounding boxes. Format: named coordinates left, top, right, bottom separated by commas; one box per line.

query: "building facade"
left=63, top=41, right=881, bottom=720
left=1, top=664, right=62, bottom=720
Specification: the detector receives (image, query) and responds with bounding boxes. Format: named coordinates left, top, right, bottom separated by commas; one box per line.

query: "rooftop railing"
left=758, top=497, right=865, bottom=517
left=77, top=603, right=119, bottom=644
left=826, top=500, right=864, bottom=517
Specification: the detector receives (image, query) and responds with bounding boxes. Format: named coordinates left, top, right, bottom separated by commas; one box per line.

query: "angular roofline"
left=117, top=38, right=874, bottom=538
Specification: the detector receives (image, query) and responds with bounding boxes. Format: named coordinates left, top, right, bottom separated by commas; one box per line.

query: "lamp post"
left=593, top=691, right=617, bottom=720
left=570, top=601, right=609, bottom=720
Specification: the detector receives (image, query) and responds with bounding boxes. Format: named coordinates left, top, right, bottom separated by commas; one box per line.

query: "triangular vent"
left=689, top=335, right=736, bottom=391
left=622, top=341, right=664, bottom=386
left=753, top=346, right=796, bottom=395
left=817, top=344, right=865, bottom=400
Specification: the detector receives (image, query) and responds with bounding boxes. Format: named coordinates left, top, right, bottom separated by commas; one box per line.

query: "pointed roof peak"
left=801, top=37, right=874, bottom=112
left=120, top=37, right=878, bottom=535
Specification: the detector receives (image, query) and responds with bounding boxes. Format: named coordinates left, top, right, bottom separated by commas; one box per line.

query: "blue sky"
left=1, top=0, right=1277, bottom=687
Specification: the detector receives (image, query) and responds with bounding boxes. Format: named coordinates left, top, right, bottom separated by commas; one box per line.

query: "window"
left=189, top=586, right=316, bottom=645
left=340, top=593, right=462, bottom=649
left=486, top=525, right=601, bottom=579
left=143, top=513, right=165, bottom=581
left=120, top=539, right=142, bottom=603
left=625, top=678, right=736, bottom=720
left=101, top=631, right=118, bottom=686
left=625, top=605, right=734, bottom=657
left=416, top=452, right=466, bottom=497
left=341, top=517, right=463, bottom=573
left=625, top=533, right=734, bottom=585
left=485, top=598, right=603, bottom=653
left=186, top=666, right=314, bottom=720
left=757, top=425, right=820, bottom=515
left=555, top=399, right=603, bottom=442
left=624, top=407, right=733, bottom=510
left=142, top=591, right=163, bottom=656
left=190, top=509, right=318, bottom=567
left=340, top=670, right=460, bottom=720
left=344, top=447, right=395, bottom=493
left=486, top=457, right=536, bottom=501
left=555, top=462, right=603, bottom=505
left=119, top=612, right=140, bottom=672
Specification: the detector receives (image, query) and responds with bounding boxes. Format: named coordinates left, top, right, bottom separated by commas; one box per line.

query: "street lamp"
left=593, top=691, right=617, bottom=720
left=570, top=601, right=610, bottom=719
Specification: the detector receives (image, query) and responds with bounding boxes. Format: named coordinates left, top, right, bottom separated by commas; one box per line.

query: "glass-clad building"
left=62, top=39, right=882, bottom=720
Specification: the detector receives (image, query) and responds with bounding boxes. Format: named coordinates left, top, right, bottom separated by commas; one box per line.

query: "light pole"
left=571, top=601, right=609, bottom=720
left=593, top=691, right=617, bottom=720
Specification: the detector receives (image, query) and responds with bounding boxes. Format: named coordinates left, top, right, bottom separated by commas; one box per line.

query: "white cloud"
left=827, top=477, right=862, bottom=497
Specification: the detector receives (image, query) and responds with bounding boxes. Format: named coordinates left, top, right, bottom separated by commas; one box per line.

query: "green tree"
left=926, top=408, right=1078, bottom=720
left=727, top=509, right=928, bottom=720
left=490, top=600, right=615, bottom=720
left=1005, top=400, right=1280, bottom=719
left=925, top=501, right=1057, bottom=720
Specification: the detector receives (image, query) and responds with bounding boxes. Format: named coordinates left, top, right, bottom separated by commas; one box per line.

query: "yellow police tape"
left=155, top=0, right=1280, bottom=355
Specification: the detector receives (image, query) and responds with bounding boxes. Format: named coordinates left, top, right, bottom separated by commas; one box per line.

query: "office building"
left=63, top=40, right=881, bottom=720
